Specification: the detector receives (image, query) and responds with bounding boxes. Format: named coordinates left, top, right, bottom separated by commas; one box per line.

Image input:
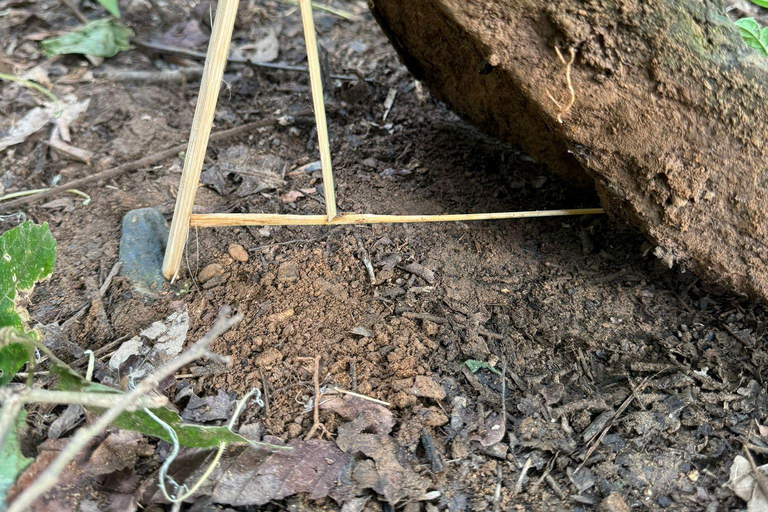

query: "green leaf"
left=0, top=221, right=56, bottom=330
left=0, top=409, right=33, bottom=506
left=463, top=359, right=502, bottom=376
left=42, top=19, right=132, bottom=58
left=0, top=342, right=30, bottom=387
left=748, top=0, right=768, bottom=8
left=53, top=364, right=249, bottom=449
left=96, top=0, right=120, bottom=18
left=735, top=18, right=768, bottom=57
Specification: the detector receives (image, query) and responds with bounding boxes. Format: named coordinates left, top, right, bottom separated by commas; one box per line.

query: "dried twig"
left=59, top=0, right=88, bottom=23
left=0, top=388, right=167, bottom=409
left=6, top=307, right=242, bottom=512
left=331, top=386, right=390, bottom=407
left=0, top=119, right=275, bottom=212
left=576, top=375, right=652, bottom=472
left=299, top=355, right=332, bottom=440
left=546, top=46, right=576, bottom=123
left=94, top=68, right=204, bottom=83
left=133, top=39, right=362, bottom=82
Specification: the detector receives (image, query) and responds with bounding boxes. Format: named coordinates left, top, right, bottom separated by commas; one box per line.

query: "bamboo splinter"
left=189, top=209, right=605, bottom=227
left=162, top=0, right=241, bottom=281
left=299, top=0, right=337, bottom=222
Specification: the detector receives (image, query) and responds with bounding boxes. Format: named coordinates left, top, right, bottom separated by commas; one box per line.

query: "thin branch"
left=133, top=39, right=363, bottom=82
left=0, top=119, right=275, bottom=212
left=6, top=307, right=242, bottom=512
left=299, top=355, right=332, bottom=440
left=1, top=388, right=167, bottom=409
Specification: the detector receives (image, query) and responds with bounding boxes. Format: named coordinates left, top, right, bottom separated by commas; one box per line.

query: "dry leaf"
left=232, top=29, right=279, bottom=63
left=729, top=455, right=768, bottom=512
left=145, top=438, right=354, bottom=506
left=8, top=430, right=152, bottom=511
left=280, top=190, right=304, bottom=203
left=320, top=395, right=395, bottom=433
left=336, top=411, right=429, bottom=503
left=108, top=306, right=189, bottom=381
left=0, top=107, right=51, bottom=152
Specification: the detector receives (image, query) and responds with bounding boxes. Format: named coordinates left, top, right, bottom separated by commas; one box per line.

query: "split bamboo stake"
left=189, top=209, right=605, bottom=227
left=162, top=0, right=241, bottom=281
left=298, top=0, right=337, bottom=222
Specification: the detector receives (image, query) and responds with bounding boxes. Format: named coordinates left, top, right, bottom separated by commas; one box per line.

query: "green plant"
left=735, top=17, right=768, bottom=56
left=42, top=19, right=132, bottom=58
left=748, top=0, right=768, bottom=8
left=96, top=0, right=120, bottom=18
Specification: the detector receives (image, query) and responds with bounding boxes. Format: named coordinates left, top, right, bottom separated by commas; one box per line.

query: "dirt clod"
left=198, top=263, right=225, bottom=284
left=228, top=243, right=249, bottom=262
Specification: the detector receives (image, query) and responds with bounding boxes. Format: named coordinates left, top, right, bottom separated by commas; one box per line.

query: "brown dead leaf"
left=320, top=394, right=395, bottom=434
left=280, top=190, right=305, bottom=203
left=231, top=29, right=279, bottom=63
left=144, top=438, right=353, bottom=507
left=8, top=430, right=152, bottom=511
left=336, top=411, right=429, bottom=504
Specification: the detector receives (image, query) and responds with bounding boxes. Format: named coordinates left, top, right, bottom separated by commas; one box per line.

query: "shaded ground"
left=3, top=0, right=768, bottom=510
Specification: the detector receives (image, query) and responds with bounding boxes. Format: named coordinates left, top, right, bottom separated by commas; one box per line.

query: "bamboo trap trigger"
left=162, top=0, right=604, bottom=281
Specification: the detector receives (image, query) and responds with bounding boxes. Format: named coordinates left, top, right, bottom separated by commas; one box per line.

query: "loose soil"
left=3, top=0, right=768, bottom=510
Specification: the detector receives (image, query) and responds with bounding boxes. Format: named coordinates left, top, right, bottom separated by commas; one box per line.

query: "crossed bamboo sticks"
left=161, top=0, right=603, bottom=281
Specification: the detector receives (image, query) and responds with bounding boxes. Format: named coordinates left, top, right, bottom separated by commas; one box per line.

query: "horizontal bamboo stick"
left=189, top=208, right=605, bottom=227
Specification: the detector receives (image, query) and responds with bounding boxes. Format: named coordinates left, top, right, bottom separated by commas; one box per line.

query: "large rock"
left=369, top=0, right=768, bottom=301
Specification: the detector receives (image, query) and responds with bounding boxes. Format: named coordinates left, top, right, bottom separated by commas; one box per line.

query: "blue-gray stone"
left=119, top=208, right=168, bottom=294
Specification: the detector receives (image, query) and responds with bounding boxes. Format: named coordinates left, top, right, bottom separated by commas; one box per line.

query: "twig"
left=133, top=39, right=362, bottom=82
left=279, top=0, right=356, bottom=19
left=353, top=232, right=376, bottom=285
left=6, top=307, right=242, bottom=512
left=546, top=46, right=576, bottom=123
left=576, top=375, right=652, bottom=472
left=260, top=367, right=270, bottom=416
left=513, top=455, right=534, bottom=495
left=59, top=0, right=88, bottom=23
left=299, top=355, right=332, bottom=440
left=402, top=311, right=447, bottom=324
left=93, top=68, right=204, bottom=83
left=331, top=386, right=390, bottom=406
left=0, top=119, right=275, bottom=212
left=0, top=388, right=167, bottom=409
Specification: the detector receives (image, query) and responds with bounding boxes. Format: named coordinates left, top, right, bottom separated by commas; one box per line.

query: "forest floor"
left=2, top=0, right=768, bottom=510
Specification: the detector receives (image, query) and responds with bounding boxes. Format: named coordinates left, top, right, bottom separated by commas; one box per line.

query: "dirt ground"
left=3, top=0, right=768, bottom=510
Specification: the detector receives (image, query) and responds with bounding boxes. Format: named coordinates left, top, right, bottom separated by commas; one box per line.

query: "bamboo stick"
left=299, top=0, right=337, bottom=222
left=189, top=209, right=605, bottom=227
left=162, top=0, right=241, bottom=281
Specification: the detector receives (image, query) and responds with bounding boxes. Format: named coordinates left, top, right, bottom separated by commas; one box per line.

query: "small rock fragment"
left=198, top=263, right=224, bottom=284
left=411, top=375, right=446, bottom=400
left=119, top=208, right=168, bottom=294
left=228, top=243, right=249, bottom=262
left=254, top=347, right=283, bottom=367
left=598, top=493, right=630, bottom=512
left=277, top=261, right=299, bottom=282
left=267, top=308, right=294, bottom=323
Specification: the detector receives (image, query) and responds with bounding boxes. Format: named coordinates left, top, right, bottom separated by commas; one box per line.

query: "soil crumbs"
left=3, top=0, right=768, bottom=511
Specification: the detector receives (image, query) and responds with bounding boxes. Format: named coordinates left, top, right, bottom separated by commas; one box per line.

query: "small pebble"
left=228, top=243, right=249, bottom=262
left=198, top=263, right=224, bottom=284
